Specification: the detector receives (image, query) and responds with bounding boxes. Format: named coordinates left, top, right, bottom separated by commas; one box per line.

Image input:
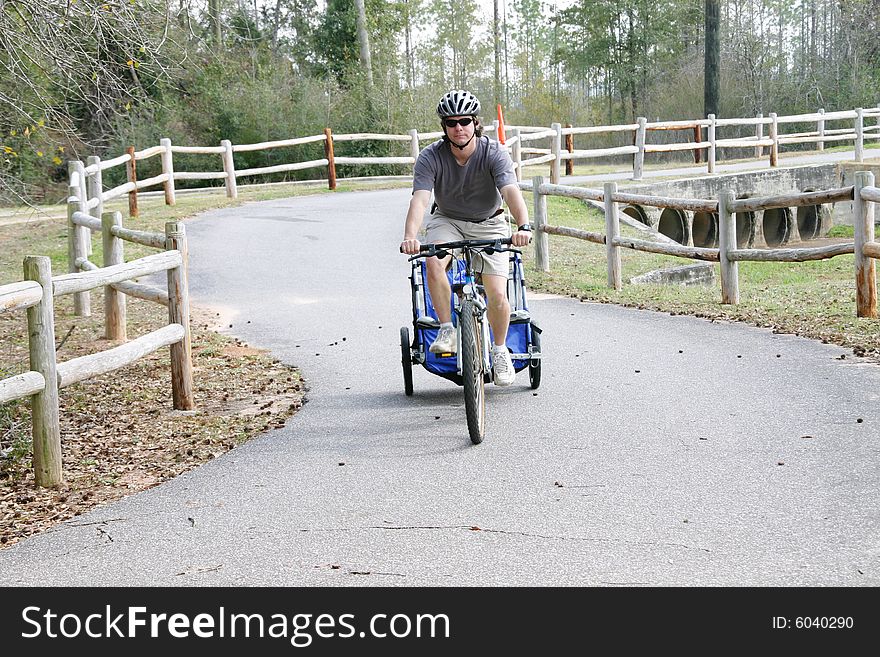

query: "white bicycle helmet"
left=436, top=90, right=481, bottom=118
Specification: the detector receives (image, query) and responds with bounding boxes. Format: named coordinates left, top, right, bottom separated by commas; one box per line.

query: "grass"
left=827, top=224, right=855, bottom=238
left=519, top=193, right=880, bottom=358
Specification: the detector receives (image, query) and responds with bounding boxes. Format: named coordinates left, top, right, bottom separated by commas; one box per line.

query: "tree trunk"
left=494, top=0, right=502, bottom=109
left=209, top=0, right=223, bottom=52
left=354, top=0, right=374, bottom=90
left=704, top=0, right=720, bottom=118
left=405, top=0, right=414, bottom=88
left=503, top=0, right=509, bottom=106
left=271, top=0, right=282, bottom=54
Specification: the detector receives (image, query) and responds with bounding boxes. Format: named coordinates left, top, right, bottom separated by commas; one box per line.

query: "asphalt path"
left=1, top=187, right=878, bottom=586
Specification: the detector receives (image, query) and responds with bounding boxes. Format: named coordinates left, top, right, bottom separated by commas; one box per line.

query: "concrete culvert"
left=797, top=204, right=820, bottom=241
left=762, top=207, right=792, bottom=247
left=691, top=211, right=718, bottom=248
left=658, top=208, right=687, bottom=245
left=735, top=211, right=755, bottom=248
left=622, top=205, right=651, bottom=227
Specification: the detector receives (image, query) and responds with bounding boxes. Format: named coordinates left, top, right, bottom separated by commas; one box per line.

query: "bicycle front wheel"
left=460, top=300, right=486, bottom=444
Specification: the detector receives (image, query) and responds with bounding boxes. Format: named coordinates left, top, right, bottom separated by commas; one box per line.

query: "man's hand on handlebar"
left=400, top=238, right=421, bottom=255
left=510, top=231, right=531, bottom=248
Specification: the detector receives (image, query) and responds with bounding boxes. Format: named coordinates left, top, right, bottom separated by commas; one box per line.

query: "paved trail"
left=1, top=187, right=878, bottom=586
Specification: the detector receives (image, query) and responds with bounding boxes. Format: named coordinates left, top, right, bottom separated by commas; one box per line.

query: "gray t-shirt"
left=412, top=136, right=518, bottom=221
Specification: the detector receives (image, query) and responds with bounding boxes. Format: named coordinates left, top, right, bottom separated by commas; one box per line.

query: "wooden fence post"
left=603, top=182, right=622, bottom=290
left=23, top=256, right=62, bottom=488
left=66, top=163, right=90, bottom=317
left=854, top=171, right=877, bottom=318
left=408, top=129, right=420, bottom=165
left=707, top=114, right=716, bottom=174
left=324, top=128, right=337, bottom=190
left=492, top=119, right=499, bottom=141
left=160, top=137, right=176, bottom=205
left=102, top=211, right=127, bottom=341
left=550, top=123, right=562, bottom=184
left=86, top=155, right=103, bottom=223
left=221, top=139, right=237, bottom=199
left=693, top=124, right=703, bottom=163
left=511, top=128, right=522, bottom=181
left=633, top=117, right=647, bottom=180
left=126, top=146, right=139, bottom=218
left=769, top=113, right=779, bottom=166
left=532, top=176, right=549, bottom=272
left=564, top=123, right=574, bottom=175
left=817, top=108, right=825, bottom=152
left=755, top=114, right=764, bottom=158
left=855, top=108, right=864, bottom=162
left=718, top=189, right=739, bottom=304
left=165, top=221, right=195, bottom=410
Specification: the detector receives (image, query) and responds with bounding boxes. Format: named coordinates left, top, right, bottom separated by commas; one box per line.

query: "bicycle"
left=401, top=238, right=542, bottom=444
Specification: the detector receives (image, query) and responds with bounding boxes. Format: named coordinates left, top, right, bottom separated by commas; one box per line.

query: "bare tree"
left=0, top=0, right=190, bottom=202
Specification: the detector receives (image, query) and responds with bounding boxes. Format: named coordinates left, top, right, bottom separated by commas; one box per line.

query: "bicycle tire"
left=460, top=300, right=486, bottom=444
left=400, top=326, right=414, bottom=396
left=529, top=320, right=542, bottom=390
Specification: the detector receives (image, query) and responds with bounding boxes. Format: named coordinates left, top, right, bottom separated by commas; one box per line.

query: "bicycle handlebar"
left=401, top=238, right=519, bottom=261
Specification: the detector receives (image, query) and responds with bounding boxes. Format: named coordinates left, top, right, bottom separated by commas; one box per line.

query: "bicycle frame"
left=451, top=247, right=492, bottom=380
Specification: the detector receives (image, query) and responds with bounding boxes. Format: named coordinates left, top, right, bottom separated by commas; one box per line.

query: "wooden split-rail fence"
left=0, top=169, right=194, bottom=488
left=66, top=105, right=880, bottom=213
left=526, top=171, right=879, bottom=318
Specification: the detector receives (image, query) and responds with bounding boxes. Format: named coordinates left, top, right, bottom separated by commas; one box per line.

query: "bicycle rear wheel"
left=529, top=320, right=541, bottom=390
left=460, top=300, right=486, bottom=444
left=400, top=326, right=413, bottom=396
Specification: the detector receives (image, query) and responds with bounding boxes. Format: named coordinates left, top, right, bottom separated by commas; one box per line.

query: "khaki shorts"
left=424, top=211, right=511, bottom=277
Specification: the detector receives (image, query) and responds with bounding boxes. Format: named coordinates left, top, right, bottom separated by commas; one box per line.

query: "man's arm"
left=400, top=189, right=432, bottom=254
left=500, top=184, right=531, bottom=246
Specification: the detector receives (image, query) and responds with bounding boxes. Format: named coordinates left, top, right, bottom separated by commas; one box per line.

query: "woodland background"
left=1, top=0, right=878, bottom=203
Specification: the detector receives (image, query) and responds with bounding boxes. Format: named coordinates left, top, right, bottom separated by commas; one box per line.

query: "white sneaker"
left=492, top=346, right=515, bottom=386
left=429, top=326, right=457, bottom=354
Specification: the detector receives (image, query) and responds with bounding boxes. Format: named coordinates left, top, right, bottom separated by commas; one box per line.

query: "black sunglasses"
left=443, top=117, right=474, bottom=128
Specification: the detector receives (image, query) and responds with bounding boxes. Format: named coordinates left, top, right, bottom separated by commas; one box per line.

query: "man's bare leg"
left=425, top=255, right=453, bottom=323
left=482, top=274, right=510, bottom=346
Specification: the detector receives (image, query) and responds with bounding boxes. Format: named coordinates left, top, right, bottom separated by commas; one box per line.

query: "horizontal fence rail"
left=0, top=371, right=46, bottom=405
left=55, top=250, right=182, bottom=297
left=0, top=281, right=43, bottom=313
left=56, top=323, right=185, bottom=389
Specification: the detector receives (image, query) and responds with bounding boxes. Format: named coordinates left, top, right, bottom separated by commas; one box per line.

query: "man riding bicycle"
left=400, top=90, right=532, bottom=387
